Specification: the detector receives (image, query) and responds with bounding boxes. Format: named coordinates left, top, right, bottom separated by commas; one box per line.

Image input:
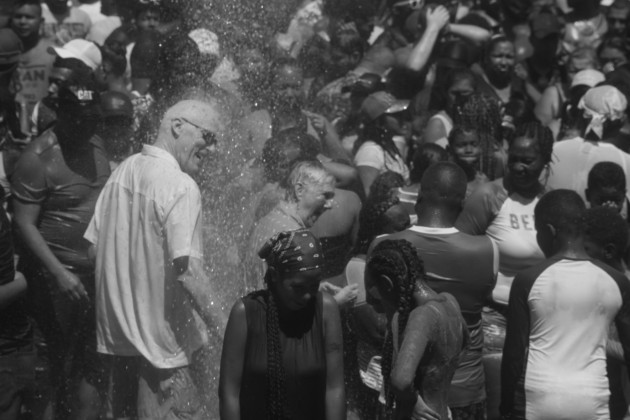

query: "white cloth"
left=78, top=2, right=105, bottom=24
left=354, top=141, right=410, bottom=182
left=84, top=145, right=205, bottom=369
left=547, top=137, right=630, bottom=203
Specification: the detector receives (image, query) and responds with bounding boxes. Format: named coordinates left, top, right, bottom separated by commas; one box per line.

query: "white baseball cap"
left=48, top=39, right=102, bottom=71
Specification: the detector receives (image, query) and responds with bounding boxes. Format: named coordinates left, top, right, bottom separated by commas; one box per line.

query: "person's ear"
left=604, top=243, right=618, bottom=262
left=171, top=118, right=183, bottom=139
left=295, top=182, right=305, bottom=200
left=546, top=223, right=557, bottom=238
left=378, top=274, right=395, bottom=294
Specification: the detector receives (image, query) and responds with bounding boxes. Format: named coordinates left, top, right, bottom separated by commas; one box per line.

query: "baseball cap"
left=100, top=91, right=133, bottom=119
left=571, top=69, right=606, bottom=88
left=361, top=91, right=410, bottom=120
left=48, top=39, right=102, bottom=71
left=0, top=28, right=23, bottom=69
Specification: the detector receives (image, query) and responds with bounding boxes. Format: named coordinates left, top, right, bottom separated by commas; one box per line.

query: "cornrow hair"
left=367, top=239, right=426, bottom=415
left=262, top=271, right=291, bottom=420
left=354, top=195, right=401, bottom=255
left=453, top=93, right=502, bottom=179
left=513, top=121, right=554, bottom=164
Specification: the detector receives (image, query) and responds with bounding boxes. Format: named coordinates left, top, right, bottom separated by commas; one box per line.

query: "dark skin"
left=13, top=108, right=100, bottom=303
left=365, top=266, right=466, bottom=420
left=219, top=270, right=346, bottom=420
left=505, top=136, right=546, bottom=199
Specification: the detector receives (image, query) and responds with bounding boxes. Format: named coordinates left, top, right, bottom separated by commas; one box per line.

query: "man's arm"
left=13, top=200, right=87, bottom=301
left=175, top=256, right=228, bottom=334
left=500, top=274, right=531, bottom=418
left=404, top=6, right=450, bottom=72
left=0, top=272, right=27, bottom=309
left=612, top=272, right=630, bottom=377
left=322, top=293, right=346, bottom=420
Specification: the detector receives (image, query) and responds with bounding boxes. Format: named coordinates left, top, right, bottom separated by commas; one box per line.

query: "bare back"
left=392, top=293, right=467, bottom=419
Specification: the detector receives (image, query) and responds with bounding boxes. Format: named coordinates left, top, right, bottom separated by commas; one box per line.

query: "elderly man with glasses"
left=84, top=99, right=227, bottom=419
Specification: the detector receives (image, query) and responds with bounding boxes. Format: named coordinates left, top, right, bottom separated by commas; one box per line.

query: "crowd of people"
left=3, top=0, right=630, bottom=419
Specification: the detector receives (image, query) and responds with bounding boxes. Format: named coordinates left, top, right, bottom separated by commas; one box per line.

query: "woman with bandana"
left=547, top=85, right=630, bottom=204
left=219, top=229, right=346, bottom=420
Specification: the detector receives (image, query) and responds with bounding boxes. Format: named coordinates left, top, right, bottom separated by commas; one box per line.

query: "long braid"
left=367, top=239, right=427, bottom=416
left=354, top=195, right=401, bottom=255
left=264, top=272, right=290, bottom=420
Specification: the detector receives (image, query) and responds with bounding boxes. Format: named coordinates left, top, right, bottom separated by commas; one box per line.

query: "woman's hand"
left=411, top=396, right=440, bottom=420
left=54, top=269, right=88, bottom=302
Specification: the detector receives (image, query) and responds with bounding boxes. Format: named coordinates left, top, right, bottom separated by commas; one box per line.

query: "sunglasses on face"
left=181, top=118, right=217, bottom=147
left=392, top=0, right=424, bottom=9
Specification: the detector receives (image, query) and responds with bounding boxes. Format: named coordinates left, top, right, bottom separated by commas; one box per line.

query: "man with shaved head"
left=85, top=99, right=227, bottom=419
left=369, top=162, right=498, bottom=419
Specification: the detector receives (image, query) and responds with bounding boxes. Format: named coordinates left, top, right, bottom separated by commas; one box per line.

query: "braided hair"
left=513, top=121, right=554, bottom=165
left=259, top=269, right=291, bottom=420
left=453, top=93, right=502, bottom=179
left=354, top=194, right=401, bottom=255
left=366, top=239, right=427, bottom=414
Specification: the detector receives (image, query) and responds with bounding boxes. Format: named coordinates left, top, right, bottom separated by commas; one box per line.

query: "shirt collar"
left=409, top=225, right=459, bottom=235
left=142, top=144, right=181, bottom=171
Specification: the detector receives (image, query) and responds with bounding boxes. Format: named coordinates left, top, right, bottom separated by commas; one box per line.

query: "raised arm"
left=219, top=299, right=248, bottom=420
left=405, top=6, right=450, bottom=72
left=448, top=23, right=491, bottom=44
left=323, top=293, right=346, bottom=420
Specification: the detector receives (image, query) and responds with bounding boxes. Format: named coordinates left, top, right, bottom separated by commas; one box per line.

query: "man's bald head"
left=156, top=99, right=225, bottom=175
left=162, top=99, right=224, bottom=134
left=418, top=162, right=467, bottom=208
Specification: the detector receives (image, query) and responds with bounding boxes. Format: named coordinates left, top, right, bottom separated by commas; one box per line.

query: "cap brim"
left=385, top=100, right=410, bottom=114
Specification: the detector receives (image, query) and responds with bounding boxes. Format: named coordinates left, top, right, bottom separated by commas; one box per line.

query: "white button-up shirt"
left=85, top=145, right=204, bottom=369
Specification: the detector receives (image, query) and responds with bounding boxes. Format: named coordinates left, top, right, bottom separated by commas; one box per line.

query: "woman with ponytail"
left=365, top=239, right=467, bottom=420
left=219, top=229, right=346, bottom=420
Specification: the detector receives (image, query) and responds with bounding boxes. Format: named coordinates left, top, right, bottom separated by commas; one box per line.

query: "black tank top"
left=240, top=291, right=327, bottom=420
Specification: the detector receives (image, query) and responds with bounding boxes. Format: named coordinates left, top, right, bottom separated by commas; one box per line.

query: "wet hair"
left=262, top=128, right=319, bottom=184
left=368, top=171, right=405, bottom=202
left=448, top=125, right=478, bottom=146
left=132, top=0, right=160, bottom=19
left=453, top=93, right=502, bottom=179
left=330, top=26, right=365, bottom=57
left=284, top=159, right=333, bottom=202
left=535, top=189, right=586, bottom=234
left=598, top=36, right=628, bottom=58
left=418, top=161, right=467, bottom=206
left=367, top=239, right=426, bottom=414
left=512, top=121, right=554, bottom=164
left=410, top=143, right=449, bottom=184
left=355, top=194, right=401, bottom=255
left=12, top=0, right=42, bottom=13
left=100, top=46, right=127, bottom=77
left=429, top=68, right=477, bottom=112
left=584, top=206, right=629, bottom=260
left=588, top=161, right=626, bottom=192
left=484, top=35, right=513, bottom=62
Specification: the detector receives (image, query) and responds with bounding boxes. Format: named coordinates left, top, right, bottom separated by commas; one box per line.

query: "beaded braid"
left=366, top=240, right=427, bottom=415
left=453, top=94, right=502, bottom=180
left=513, top=121, right=554, bottom=164
left=263, top=271, right=290, bottom=420
left=354, top=195, right=401, bottom=255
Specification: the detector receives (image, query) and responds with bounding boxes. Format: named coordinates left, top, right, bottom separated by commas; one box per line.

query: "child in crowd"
left=447, top=126, right=490, bottom=199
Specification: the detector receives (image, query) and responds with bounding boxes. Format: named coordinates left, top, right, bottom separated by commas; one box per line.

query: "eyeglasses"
left=181, top=118, right=217, bottom=147
left=392, top=0, right=424, bottom=9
